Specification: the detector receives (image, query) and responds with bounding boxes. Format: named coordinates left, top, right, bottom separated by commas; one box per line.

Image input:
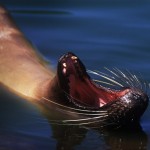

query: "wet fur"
left=0, top=6, right=54, bottom=99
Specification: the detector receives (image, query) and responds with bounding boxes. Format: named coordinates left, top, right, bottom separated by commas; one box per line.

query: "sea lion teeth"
left=63, top=63, right=67, bottom=68
left=63, top=68, right=67, bottom=74
left=71, top=56, right=78, bottom=60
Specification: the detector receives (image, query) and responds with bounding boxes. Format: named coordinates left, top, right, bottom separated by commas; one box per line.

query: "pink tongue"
left=99, top=98, right=107, bottom=107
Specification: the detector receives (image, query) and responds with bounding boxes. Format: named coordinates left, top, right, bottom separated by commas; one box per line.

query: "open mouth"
left=46, top=52, right=149, bottom=127
left=56, top=52, right=143, bottom=109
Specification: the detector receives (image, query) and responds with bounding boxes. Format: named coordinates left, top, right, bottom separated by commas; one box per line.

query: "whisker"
left=93, top=79, right=116, bottom=87
left=128, top=71, right=140, bottom=88
left=143, top=80, right=149, bottom=93
left=61, top=118, right=108, bottom=126
left=40, top=117, right=115, bottom=128
left=112, top=68, right=133, bottom=87
left=92, top=70, right=122, bottom=87
left=62, top=115, right=108, bottom=123
left=87, top=70, right=123, bottom=87
left=46, top=116, right=108, bottom=125
left=42, top=97, right=107, bottom=113
left=135, top=72, right=146, bottom=92
left=133, top=74, right=142, bottom=88
left=113, top=68, right=134, bottom=87
left=69, top=115, right=117, bottom=127
left=103, top=67, right=128, bottom=87
left=125, top=70, right=138, bottom=88
left=93, top=69, right=116, bottom=80
left=89, top=67, right=148, bottom=94
left=55, top=107, right=108, bottom=116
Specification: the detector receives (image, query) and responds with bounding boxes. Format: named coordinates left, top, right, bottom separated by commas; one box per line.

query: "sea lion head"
left=50, top=52, right=149, bottom=127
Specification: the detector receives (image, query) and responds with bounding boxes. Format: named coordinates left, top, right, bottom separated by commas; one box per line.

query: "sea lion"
left=0, top=6, right=148, bottom=128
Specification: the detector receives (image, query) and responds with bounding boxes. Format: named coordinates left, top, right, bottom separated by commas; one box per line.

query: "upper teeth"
left=71, top=56, right=78, bottom=60
left=63, top=63, right=67, bottom=67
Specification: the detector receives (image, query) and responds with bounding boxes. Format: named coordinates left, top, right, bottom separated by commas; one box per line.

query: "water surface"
left=0, top=0, right=150, bottom=149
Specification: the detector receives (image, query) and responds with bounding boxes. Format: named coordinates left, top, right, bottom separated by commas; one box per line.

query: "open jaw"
left=54, top=52, right=149, bottom=122
left=57, top=52, right=129, bottom=108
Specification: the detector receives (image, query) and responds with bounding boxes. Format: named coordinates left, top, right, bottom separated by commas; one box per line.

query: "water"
left=0, top=0, right=150, bottom=149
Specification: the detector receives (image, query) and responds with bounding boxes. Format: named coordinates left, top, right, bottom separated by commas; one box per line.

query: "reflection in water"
left=51, top=125, right=87, bottom=150
left=0, top=86, right=148, bottom=149
left=49, top=123, right=147, bottom=150
left=103, top=126, right=147, bottom=150
left=39, top=97, right=148, bottom=150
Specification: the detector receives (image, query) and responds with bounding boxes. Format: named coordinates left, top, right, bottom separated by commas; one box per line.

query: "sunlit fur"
left=0, top=6, right=55, bottom=100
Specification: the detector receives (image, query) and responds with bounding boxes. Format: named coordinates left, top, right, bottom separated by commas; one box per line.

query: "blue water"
left=0, top=0, right=150, bottom=149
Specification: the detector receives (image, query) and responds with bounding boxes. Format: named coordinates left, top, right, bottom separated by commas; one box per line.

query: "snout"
left=105, top=88, right=149, bottom=126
